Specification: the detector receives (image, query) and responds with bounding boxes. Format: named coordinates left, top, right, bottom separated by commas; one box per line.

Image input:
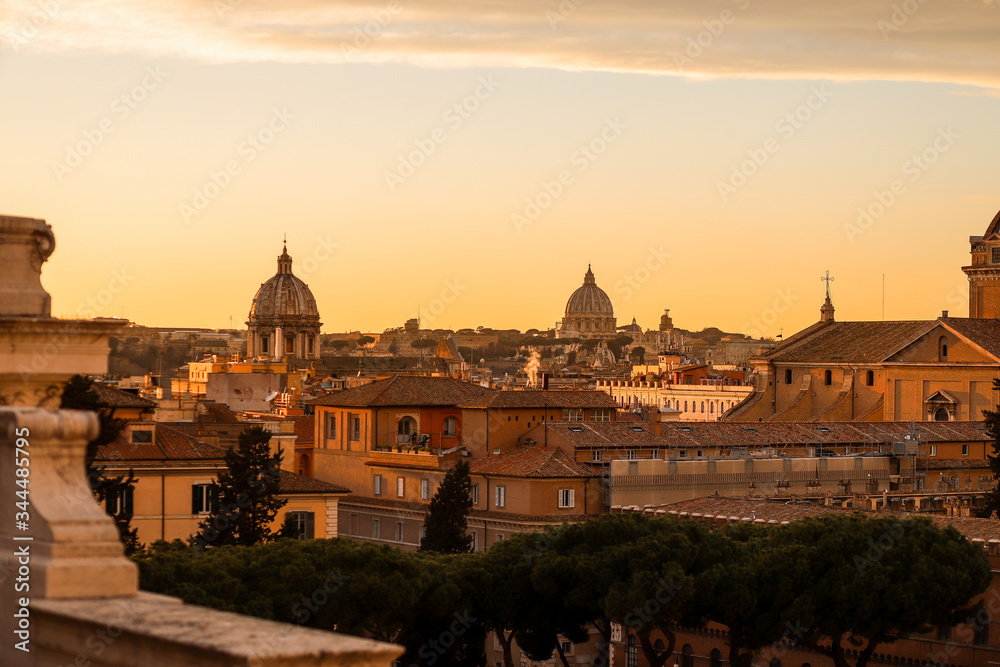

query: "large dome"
left=558, top=265, right=616, bottom=338
left=565, top=265, right=614, bottom=317
left=248, top=245, right=320, bottom=322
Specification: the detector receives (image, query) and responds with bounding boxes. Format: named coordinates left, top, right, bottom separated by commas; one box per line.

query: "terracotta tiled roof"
left=919, top=458, right=992, bottom=470
left=95, top=424, right=228, bottom=461
left=649, top=496, right=1000, bottom=542
left=760, top=320, right=935, bottom=363
left=278, top=470, right=349, bottom=494
left=291, top=415, right=315, bottom=445
left=197, top=401, right=240, bottom=424
left=469, top=445, right=597, bottom=478
left=547, top=420, right=990, bottom=449
left=458, top=390, right=618, bottom=410
left=92, top=383, right=156, bottom=409
left=308, top=376, right=492, bottom=407
left=940, top=318, right=1000, bottom=360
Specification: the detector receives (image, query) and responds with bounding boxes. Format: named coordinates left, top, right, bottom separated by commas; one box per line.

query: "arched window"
left=700, top=401, right=705, bottom=413
left=626, top=635, right=638, bottom=667
left=710, top=649, right=723, bottom=667
left=298, top=453, right=311, bottom=477
left=443, top=416, right=458, bottom=437
left=935, top=407, right=950, bottom=422
left=710, top=402, right=715, bottom=414
left=653, top=639, right=665, bottom=653
left=824, top=369, right=832, bottom=385
left=681, top=644, right=694, bottom=667
left=939, top=336, right=949, bottom=361
left=769, top=660, right=781, bottom=667
left=397, top=417, right=416, bottom=444
left=684, top=401, right=688, bottom=412
left=866, top=370, right=874, bottom=386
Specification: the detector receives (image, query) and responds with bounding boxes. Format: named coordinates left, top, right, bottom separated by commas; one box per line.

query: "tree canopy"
left=191, top=425, right=286, bottom=548
left=419, top=460, right=473, bottom=554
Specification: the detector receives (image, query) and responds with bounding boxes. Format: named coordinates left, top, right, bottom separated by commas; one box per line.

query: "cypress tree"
left=420, top=459, right=473, bottom=554
left=192, top=425, right=286, bottom=547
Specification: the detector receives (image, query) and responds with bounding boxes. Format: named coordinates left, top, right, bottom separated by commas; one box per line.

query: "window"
left=939, top=336, right=949, bottom=361
left=929, top=445, right=937, bottom=456
left=710, top=402, right=714, bottom=414
left=626, top=636, right=638, bottom=667
left=684, top=401, right=688, bottom=412
left=350, top=414, right=361, bottom=441
left=681, top=644, right=694, bottom=667
left=592, top=450, right=602, bottom=462
left=563, top=408, right=583, bottom=422
left=285, top=335, right=295, bottom=354
left=307, top=336, right=314, bottom=354
left=396, top=521, right=403, bottom=542
left=824, top=369, right=832, bottom=385
left=558, top=489, right=575, bottom=509
left=397, top=477, right=405, bottom=497
left=652, top=449, right=660, bottom=459
left=374, top=475, right=383, bottom=495
left=419, top=525, right=426, bottom=540
left=260, top=335, right=269, bottom=354
left=697, top=450, right=703, bottom=458
left=421, top=479, right=430, bottom=500
left=495, top=534, right=504, bottom=543
left=349, top=513, right=358, bottom=535
left=975, top=619, right=990, bottom=646
left=471, top=531, right=478, bottom=551
left=590, top=408, right=612, bottom=422
left=191, top=483, right=218, bottom=514
left=373, top=519, right=380, bottom=539
left=495, top=485, right=506, bottom=508
left=560, top=641, right=573, bottom=656
left=963, top=444, right=970, bottom=456
left=107, top=487, right=133, bottom=516
left=286, top=511, right=315, bottom=540
left=443, top=416, right=458, bottom=437
left=132, top=430, right=152, bottom=443
left=327, top=414, right=336, bottom=439
left=700, top=401, right=705, bottom=413
left=679, top=450, right=687, bottom=458
left=710, top=649, right=723, bottom=667
left=993, top=247, right=1000, bottom=264
left=866, top=370, right=874, bottom=386
left=784, top=368, right=792, bottom=384
left=471, top=484, right=479, bottom=505
left=935, top=407, right=950, bottom=422
left=626, top=450, right=636, bottom=460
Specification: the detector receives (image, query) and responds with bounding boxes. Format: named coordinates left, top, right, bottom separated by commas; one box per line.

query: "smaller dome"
left=248, top=245, right=320, bottom=322
left=565, top=265, right=615, bottom=317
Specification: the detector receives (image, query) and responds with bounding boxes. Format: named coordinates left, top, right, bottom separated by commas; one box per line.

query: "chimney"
left=942, top=310, right=949, bottom=318
left=542, top=372, right=549, bottom=390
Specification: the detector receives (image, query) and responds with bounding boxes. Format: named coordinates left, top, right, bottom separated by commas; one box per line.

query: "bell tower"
left=963, top=209, right=1000, bottom=319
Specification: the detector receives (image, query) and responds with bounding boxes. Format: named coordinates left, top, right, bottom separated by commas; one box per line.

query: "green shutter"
left=305, top=512, right=315, bottom=540
left=192, top=485, right=202, bottom=513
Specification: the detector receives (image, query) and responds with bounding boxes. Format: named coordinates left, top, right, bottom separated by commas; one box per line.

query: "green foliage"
left=60, top=375, right=141, bottom=555
left=138, top=511, right=991, bottom=667
left=420, top=460, right=473, bottom=554
left=606, top=335, right=634, bottom=360
left=324, top=339, right=351, bottom=350
left=980, top=377, right=1000, bottom=517
left=356, top=335, right=376, bottom=346
left=191, top=426, right=286, bottom=548
left=411, top=338, right=439, bottom=350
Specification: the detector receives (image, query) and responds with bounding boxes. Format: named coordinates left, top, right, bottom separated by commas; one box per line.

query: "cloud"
left=3, top=0, right=1000, bottom=89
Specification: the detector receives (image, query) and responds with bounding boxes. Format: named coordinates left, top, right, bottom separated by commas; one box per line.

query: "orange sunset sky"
left=2, top=0, right=999, bottom=337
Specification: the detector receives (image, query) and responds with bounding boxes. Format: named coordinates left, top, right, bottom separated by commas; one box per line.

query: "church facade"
left=727, top=208, right=1000, bottom=423
left=247, top=243, right=322, bottom=360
